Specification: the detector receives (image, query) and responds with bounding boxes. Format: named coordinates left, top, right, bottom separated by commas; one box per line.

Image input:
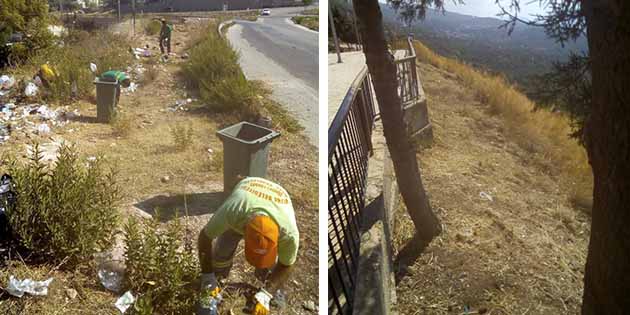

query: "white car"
left=261, top=8, right=271, bottom=16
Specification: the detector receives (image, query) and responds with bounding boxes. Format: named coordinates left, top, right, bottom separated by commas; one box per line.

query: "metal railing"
left=395, top=37, right=419, bottom=104
left=328, top=66, right=376, bottom=315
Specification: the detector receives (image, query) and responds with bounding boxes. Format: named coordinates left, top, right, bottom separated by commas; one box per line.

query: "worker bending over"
left=197, top=177, right=299, bottom=315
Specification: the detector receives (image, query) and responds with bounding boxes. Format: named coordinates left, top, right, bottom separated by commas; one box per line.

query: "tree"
left=330, top=0, right=359, bottom=45
left=0, top=0, right=52, bottom=67
left=352, top=0, right=441, bottom=249
left=383, top=0, right=630, bottom=313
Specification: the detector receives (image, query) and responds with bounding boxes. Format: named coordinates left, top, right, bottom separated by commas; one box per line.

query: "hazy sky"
left=443, top=0, right=547, bottom=19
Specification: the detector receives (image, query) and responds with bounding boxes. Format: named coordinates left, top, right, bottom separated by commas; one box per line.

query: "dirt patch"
left=393, top=63, right=590, bottom=315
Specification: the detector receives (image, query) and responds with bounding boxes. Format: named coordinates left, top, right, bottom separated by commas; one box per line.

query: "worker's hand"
left=253, top=289, right=272, bottom=315
left=195, top=273, right=222, bottom=315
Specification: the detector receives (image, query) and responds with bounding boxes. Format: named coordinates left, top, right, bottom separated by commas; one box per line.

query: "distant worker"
left=159, top=18, right=172, bottom=56
left=196, top=177, right=299, bottom=315
left=36, top=64, right=58, bottom=88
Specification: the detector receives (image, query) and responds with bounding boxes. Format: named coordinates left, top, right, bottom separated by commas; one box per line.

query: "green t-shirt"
left=203, top=177, right=299, bottom=266
left=160, top=24, right=172, bottom=38
left=100, top=70, right=128, bottom=83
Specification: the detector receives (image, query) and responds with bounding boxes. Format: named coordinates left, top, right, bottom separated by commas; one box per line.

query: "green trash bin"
left=216, top=122, right=280, bottom=192
left=93, top=78, right=120, bottom=123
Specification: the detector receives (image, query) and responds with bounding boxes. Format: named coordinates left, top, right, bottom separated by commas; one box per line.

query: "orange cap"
left=245, top=215, right=279, bottom=269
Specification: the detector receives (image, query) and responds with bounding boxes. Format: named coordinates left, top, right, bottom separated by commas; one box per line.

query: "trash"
left=123, top=82, right=138, bottom=94
left=6, top=276, right=54, bottom=297
left=479, top=191, right=493, bottom=202
left=90, top=62, right=98, bottom=74
left=65, top=288, right=78, bottom=299
left=26, top=139, right=64, bottom=163
left=37, top=123, right=51, bottom=134
left=302, top=300, right=317, bottom=312
left=24, top=82, right=38, bottom=97
left=37, top=105, right=57, bottom=120
left=181, top=53, right=189, bottom=59
left=207, top=148, right=214, bottom=154
left=0, top=75, right=15, bottom=90
left=161, top=175, right=170, bottom=183
left=114, top=291, right=135, bottom=313
left=95, top=252, right=125, bottom=293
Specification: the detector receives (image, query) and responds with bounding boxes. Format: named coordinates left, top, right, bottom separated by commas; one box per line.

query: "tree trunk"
left=581, top=0, right=630, bottom=313
left=352, top=0, right=441, bottom=242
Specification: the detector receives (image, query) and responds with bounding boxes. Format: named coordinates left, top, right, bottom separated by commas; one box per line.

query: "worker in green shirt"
left=99, top=70, right=131, bottom=104
left=196, top=177, right=299, bottom=315
left=159, top=18, right=173, bottom=56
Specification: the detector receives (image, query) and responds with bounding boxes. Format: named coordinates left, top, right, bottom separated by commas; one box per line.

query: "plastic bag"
left=24, top=82, right=38, bottom=97
left=114, top=291, right=135, bottom=313
left=6, top=276, right=54, bottom=297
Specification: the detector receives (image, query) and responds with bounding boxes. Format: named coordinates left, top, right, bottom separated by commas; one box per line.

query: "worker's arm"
left=265, top=262, right=294, bottom=293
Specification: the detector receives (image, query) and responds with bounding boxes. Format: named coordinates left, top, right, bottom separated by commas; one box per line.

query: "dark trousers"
left=160, top=36, right=171, bottom=54
left=212, top=229, right=274, bottom=281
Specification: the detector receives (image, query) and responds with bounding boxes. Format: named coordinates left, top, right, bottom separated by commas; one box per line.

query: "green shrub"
left=182, top=26, right=257, bottom=119
left=171, top=124, right=194, bottom=151
left=124, top=215, right=198, bottom=314
left=145, top=20, right=162, bottom=36
left=24, top=31, right=132, bottom=103
left=4, top=144, right=121, bottom=267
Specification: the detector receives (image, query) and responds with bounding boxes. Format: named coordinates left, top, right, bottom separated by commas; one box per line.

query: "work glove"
left=195, top=273, right=222, bottom=315
left=253, top=289, right=273, bottom=315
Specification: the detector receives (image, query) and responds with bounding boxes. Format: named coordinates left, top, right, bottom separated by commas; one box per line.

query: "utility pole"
left=117, top=0, right=121, bottom=22
left=328, top=5, right=342, bottom=63
left=132, top=0, right=136, bottom=36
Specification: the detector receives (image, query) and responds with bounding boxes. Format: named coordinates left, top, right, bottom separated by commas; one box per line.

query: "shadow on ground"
left=134, top=191, right=224, bottom=221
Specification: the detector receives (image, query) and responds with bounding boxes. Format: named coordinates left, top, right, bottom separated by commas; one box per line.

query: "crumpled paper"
left=6, top=276, right=54, bottom=297
left=114, top=291, right=135, bottom=313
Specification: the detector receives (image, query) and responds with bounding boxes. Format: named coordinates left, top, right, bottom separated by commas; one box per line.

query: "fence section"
left=328, top=66, right=376, bottom=315
left=395, top=38, right=419, bottom=104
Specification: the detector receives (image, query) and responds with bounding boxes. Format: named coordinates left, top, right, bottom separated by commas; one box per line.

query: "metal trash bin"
left=216, top=122, right=280, bottom=192
left=93, top=79, right=120, bottom=123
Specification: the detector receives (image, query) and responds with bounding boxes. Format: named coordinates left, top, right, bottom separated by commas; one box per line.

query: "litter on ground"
left=6, top=276, right=54, bottom=298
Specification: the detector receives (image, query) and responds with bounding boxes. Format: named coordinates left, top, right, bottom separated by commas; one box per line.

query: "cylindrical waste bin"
left=216, top=122, right=280, bottom=192
left=93, top=79, right=120, bottom=123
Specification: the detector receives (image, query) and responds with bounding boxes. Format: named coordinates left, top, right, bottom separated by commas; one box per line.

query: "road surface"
left=226, top=7, right=318, bottom=146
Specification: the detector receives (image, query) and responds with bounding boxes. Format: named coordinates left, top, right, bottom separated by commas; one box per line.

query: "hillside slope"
left=393, top=61, right=590, bottom=314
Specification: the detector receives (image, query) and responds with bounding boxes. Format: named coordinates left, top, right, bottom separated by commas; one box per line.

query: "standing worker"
left=159, top=18, right=172, bottom=57
left=196, top=177, right=299, bottom=315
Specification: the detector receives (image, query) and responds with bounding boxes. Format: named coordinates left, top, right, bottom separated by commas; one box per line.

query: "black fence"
left=328, top=66, right=376, bottom=314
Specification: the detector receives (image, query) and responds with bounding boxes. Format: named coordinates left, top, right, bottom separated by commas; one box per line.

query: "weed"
left=145, top=19, right=162, bottom=36
left=142, top=65, right=159, bottom=85
left=250, top=81, right=303, bottom=133
left=3, top=144, right=121, bottom=267
left=182, top=25, right=258, bottom=120
left=208, top=150, right=223, bottom=173
left=291, top=16, right=318, bottom=31
left=171, top=124, right=194, bottom=151
left=112, top=112, right=133, bottom=138
left=123, top=214, right=199, bottom=314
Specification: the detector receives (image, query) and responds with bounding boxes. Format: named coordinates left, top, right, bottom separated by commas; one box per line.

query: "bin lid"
left=93, top=78, right=119, bottom=85
left=216, top=121, right=280, bottom=145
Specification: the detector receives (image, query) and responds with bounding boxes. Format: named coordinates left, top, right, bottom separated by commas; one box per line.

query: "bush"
left=145, top=19, right=162, bottom=36
left=124, top=215, right=198, bottom=314
left=3, top=144, right=121, bottom=267
left=182, top=26, right=257, bottom=119
left=0, top=0, right=54, bottom=66
left=171, top=124, right=194, bottom=151
left=23, top=31, right=132, bottom=103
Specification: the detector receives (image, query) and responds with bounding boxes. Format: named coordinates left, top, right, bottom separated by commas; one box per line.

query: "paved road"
left=226, top=7, right=319, bottom=146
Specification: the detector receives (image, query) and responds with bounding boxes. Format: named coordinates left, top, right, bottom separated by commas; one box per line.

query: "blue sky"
left=443, top=0, right=546, bottom=19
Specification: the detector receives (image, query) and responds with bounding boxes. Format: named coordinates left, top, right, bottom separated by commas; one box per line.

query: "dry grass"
left=291, top=16, right=318, bottom=31
left=413, top=40, right=593, bottom=211
left=393, top=60, right=590, bottom=315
